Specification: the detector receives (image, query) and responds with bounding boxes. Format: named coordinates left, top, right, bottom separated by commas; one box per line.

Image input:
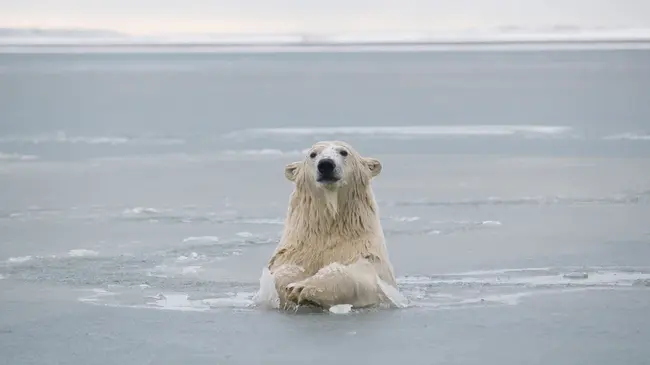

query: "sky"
left=1, top=0, right=650, bottom=35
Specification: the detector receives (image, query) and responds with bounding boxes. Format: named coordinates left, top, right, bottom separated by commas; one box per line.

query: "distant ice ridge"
left=2, top=27, right=650, bottom=46
left=222, top=149, right=309, bottom=157
left=315, top=28, right=650, bottom=44
left=0, top=132, right=184, bottom=146
left=225, top=125, right=574, bottom=140
left=383, top=219, right=503, bottom=237
left=603, top=133, right=650, bottom=141
left=391, top=191, right=650, bottom=207
left=0, top=152, right=39, bottom=161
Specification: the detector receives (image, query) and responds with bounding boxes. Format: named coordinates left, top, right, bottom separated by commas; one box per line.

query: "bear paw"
left=285, top=282, right=327, bottom=308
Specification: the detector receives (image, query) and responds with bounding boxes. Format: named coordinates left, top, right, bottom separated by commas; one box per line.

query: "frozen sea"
left=1, top=45, right=650, bottom=364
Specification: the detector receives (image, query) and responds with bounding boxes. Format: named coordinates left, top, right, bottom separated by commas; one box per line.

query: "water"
left=1, top=46, right=649, bottom=364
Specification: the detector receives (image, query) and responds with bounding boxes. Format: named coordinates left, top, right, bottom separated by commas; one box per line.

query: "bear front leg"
left=286, top=259, right=381, bottom=309
left=270, top=264, right=309, bottom=309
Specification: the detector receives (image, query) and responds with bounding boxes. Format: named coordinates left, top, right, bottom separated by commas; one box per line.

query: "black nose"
left=317, top=159, right=336, bottom=174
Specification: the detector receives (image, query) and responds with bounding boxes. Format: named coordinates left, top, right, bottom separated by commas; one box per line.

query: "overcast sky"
left=1, top=0, right=650, bottom=34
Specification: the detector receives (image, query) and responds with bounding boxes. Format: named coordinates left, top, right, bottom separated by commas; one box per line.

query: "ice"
left=329, top=304, right=353, bottom=314
left=123, top=207, right=159, bottom=215
left=182, top=236, right=219, bottom=243
left=252, top=268, right=280, bottom=309
left=4, top=27, right=650, bottom=50
left=390, top=216, right=421, bottom=222
left=203, top=293, right=256, bottom=308
left=603, top=133, right=650, bottom=141
left=181, top=266, right=202, bottom=275
left=226, top=125, right=574, bottom=140
left=377, top=278, right=410, bottom=308
left=563, top=272, right=589, bottom=279
left=482, top=220, right=502, bottom=226
left=0, top=132, right=184, bottom=146
left=176, top=252, right=205, bottom=262
left=238, top=218, right=284, bottom=225
left=68, top=249, right=99, bottom=257
left=7, top=256, right=33, bottom=263
left=149, top=293, right=209, bottom=312
left=222, top=149, right=304, bottom=157
left=397, top=268, right=650, bottom=287
left=0, top=152, right=39, bottom=161
left=78, top=288, right=117, bottom=303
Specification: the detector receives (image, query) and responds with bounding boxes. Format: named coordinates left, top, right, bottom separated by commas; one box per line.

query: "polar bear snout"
left=317, top=158, right=335, bottom=174
left=316, top=158, right=340, bottom=183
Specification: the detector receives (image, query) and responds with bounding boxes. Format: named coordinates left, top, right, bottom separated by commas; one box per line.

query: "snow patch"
left=7, top=256, right=33, bottom=263
left=68, top=249, right=99, bottom=257
left=182, top=236, right=220, bottom=243
left=0, top=152, right=39, bottom=161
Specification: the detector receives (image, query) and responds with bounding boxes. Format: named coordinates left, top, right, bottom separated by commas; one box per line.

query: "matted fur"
left=267, top=140, right=397, bottom=310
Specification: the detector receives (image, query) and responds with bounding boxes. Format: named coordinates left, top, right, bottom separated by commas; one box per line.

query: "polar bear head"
left=283, top=141, right=381, bottom=217
left=284, top=140, right=382, bottom=190
left=282, top=140, right=383, bottom=229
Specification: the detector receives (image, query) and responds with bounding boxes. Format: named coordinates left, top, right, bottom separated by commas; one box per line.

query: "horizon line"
left=3, top=24, right=650, bottom=37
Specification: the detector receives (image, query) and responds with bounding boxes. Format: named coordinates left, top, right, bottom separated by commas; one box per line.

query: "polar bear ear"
left=363, top=157, right=382, bottom=178
left=284, top=161, right=301, bottom=182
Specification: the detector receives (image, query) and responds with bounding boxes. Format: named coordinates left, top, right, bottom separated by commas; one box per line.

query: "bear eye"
left=309, top=151, right=317, bottom=159
left=339, top=150, right=348, bottom=157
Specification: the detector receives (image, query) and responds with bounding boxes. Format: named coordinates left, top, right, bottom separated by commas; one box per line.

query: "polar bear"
left=263, top=140, right=399, bottom=311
